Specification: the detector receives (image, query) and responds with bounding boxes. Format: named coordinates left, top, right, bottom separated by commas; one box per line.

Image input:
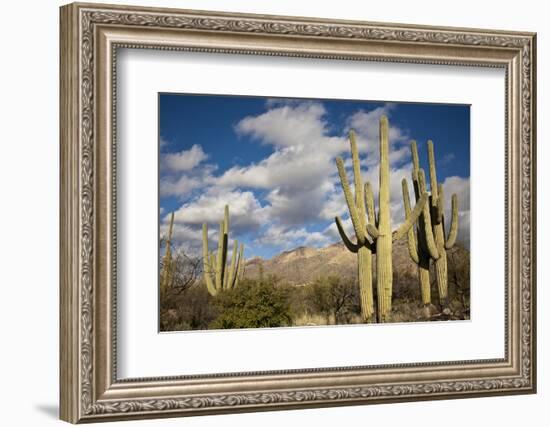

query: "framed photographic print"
left=60, top=2, right=537, bottom=423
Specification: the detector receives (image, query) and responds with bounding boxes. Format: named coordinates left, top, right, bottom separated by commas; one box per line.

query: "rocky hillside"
left=243, top=239, right=470, bottom=298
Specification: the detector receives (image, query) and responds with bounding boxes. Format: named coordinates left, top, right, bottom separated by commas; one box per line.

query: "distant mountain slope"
left=243, top=239, right=470, bottom=297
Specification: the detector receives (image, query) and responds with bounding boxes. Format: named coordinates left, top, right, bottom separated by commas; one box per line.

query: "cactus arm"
left=202, top=223, right=217, bottom=296
left=417, top=167, right=427, bottom=193
left=210, top=251, right=216, bottom=282
left=401, top=179, right=419, bottom=264
left=427, top=140, right=439, bottom=208
left=349, top=130, right=367, bottom=234
left=215, top=219, right=225, bottom=292
left=393, top=191, right=428, bottom=241
left=445, top=193, right=459, bottom=249
left=418, top=169, right=440, bottom=260
left=235, top=243, right=245, bottom=286
left=335, top=216, right=360, bottom=253
left=226, top=240, right=238, bottom=289
left=336, top=156, right=365, bottom=244
left=366, top=223, right=380, bottom=239
left=364, top=181, right=376, bottom=227
left=411, top=141, right=420, bottom=180
left=436, top=183, right=445, bottom=224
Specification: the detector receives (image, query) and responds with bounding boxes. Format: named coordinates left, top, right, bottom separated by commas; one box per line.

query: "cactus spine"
left=202, top=205, right=245, bottom=296
left=404, top=141, right=459, bottom=307
left=335, top=116, right=428, bottom=322
left=160, top=212, right=175, bottom=289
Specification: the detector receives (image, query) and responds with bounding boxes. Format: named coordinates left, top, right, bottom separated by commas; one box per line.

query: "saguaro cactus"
left=426, top=140, right=459, bottom=306
left=202, top=205, right=245, bottom=296
left=403, top=141, right=459, bottom=307
left=160, top=212, right=175, bottom=289
left=335, top=116, right=428, bottom=322
left=334, top=129, right=376, bottom=321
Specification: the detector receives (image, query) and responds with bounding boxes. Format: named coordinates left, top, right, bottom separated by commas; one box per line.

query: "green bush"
left=209, top=278, right=292, bottom=329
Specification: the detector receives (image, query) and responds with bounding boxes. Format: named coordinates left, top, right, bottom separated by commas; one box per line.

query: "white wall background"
left=0, top=0, right=545, bottom=425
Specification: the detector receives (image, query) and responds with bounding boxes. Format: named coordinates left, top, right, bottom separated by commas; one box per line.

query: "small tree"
left=306, top=276, right=359, bottom=324
left=209, top=278, right=292, bottom=329
left=159, top=244, right=202, bottom=296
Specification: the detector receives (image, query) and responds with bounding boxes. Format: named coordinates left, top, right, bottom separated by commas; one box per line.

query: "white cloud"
left=235, top=102, right=330, bottom=148
left=162, top=144, right=208, bottom=172
left=160, top=175, right=202, bottom=197
left=160, top=189, right=267, bottom=256
left=171, top=189, right=266, bottom=234
left=256, top=224, right=331, bottom=249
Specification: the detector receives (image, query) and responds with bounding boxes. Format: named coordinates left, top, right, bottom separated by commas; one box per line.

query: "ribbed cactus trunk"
left=357, top=246, right=373, bottom=321
left=433, top=223, right=448, bottom=304
left=403, top=175, right=433, bottom=308
left=418, top=261, right=431, bottom=305
left=415, top=188, right=433, bottom=307
left=428, top=141, right=449, bottom=306
left=160, top=212, right=175, bottom=290
left=376, top=116, right=393, bottom=322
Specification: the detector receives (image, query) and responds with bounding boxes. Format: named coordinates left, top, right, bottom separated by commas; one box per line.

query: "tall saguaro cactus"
left=202, top=205, right=245, bottom=296
left=426, top=140, right=459, bottom=306
left=335, top=116, right=428, bottom=322
left=403, top=141, right=459, bottom=307
left=160, top=212, right=175, bottom=290
left=402, top=142, right=439, bottom=307
left=334, top=130, right=376, bottom=321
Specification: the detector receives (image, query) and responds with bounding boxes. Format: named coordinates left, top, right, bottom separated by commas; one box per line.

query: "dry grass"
left=292, top=313, right=363, bottom=327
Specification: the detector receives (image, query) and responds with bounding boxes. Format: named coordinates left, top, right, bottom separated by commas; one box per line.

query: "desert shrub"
left=160, top=283, right=218, bottom=331
left=209, top=278, right=292, bottom=329
left=392, top=270, right=421, bottom=303
left=304, top=276, right=360, bottom=324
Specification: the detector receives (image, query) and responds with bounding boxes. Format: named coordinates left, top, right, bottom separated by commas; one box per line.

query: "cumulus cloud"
left=171, top=189, right=266, bottom=233
left=256, top=224, right=332, bottom=249
left=160, top=189, right=267, bottom=255
left=160, top=175, right=203, bottom=197
left=162, top=144, right=208, bottom=172
left=235, top=102, right=331, bottom=149
left=159, top=144, right=216, bottom=199
left=159, top=100, right=469, bottom=258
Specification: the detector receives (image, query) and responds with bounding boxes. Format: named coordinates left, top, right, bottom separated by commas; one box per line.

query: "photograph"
left=158, top=94, right=471, bottom=331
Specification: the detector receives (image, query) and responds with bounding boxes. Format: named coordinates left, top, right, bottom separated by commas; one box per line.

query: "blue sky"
left=159, top=94, right=470, bottom=259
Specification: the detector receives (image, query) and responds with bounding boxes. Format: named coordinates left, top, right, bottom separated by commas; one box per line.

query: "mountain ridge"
left=243, top=239, right=470, bottom=296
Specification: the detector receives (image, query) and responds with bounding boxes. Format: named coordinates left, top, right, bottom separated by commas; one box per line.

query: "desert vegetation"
left=159, top=115, right=468, bottom=331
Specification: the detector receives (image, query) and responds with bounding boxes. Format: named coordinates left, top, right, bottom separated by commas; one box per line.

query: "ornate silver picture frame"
left=60, top=2, right=536, bottom=423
